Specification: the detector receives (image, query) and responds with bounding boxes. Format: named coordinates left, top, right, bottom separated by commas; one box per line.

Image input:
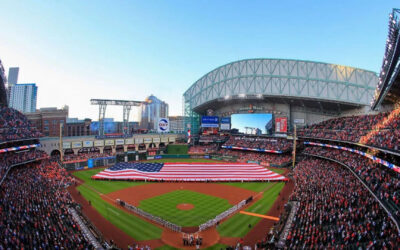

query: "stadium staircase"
left=69, top=207, right=104, bottom=249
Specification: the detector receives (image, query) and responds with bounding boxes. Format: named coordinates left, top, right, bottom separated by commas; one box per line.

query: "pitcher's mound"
left=177, top=203, right=195, bottom=210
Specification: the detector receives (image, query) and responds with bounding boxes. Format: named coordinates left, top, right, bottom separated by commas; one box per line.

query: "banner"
left=144, top=138, right=152, bottom=144
left=62, top=142, right=71, bottom=149
left=105, top=139, right=114, bottom=146
left=275, top=117, right=288, bottom=133
left=221, top=145, right=283, bottom=154
left=94, top=140, right=104, bottom=147
left=135, top=138, right=144, bottom=144
left=115, top=139, right=125, bottom=145
left=0, top=144, right=40, bottom=153
left=125, top=138, right=134, bottom=145
left=83, top=141, right=93, bottom=148
left=72, top=141, right=82, bottom=148
left=157, top=118, right=170, bottom=133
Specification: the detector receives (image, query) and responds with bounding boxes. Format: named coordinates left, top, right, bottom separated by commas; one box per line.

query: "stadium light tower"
left=90, top=99, right=143, bottom=136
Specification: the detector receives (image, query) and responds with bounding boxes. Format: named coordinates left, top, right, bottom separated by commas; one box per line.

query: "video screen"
left=231, top=113, right=272, bottom=134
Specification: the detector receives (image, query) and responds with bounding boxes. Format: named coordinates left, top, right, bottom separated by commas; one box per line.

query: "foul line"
left=239, top=211, right=279, bottom=221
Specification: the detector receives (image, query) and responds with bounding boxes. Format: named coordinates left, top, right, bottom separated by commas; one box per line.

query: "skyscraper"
left=139, top=95, right=169, bottom=131
left=7, top=67, right=19, bottom=87
left=9, top=83, right=38, bottom=113
left=0, top=60, right=7, bottom=107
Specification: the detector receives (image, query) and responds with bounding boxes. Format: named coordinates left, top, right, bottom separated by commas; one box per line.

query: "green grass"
left=166, top=144, right=188, bottom=154
left=268, top=167, right=286, bottom=175
left=73, top=168, right=147, bottom=194
left=138, top=190, right=232, bottom=227
left=72, top=158, right=286, bottom=241
left=77, top=184, right=162, bottom=240
left=217, top=182, right=285, bottom=237
left=221, top=182, right=274, bottom=192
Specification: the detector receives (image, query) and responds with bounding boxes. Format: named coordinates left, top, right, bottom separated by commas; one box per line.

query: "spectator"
left=0, top=107, right=43, bottom=143
left=286, top=158, right=399, bottom=249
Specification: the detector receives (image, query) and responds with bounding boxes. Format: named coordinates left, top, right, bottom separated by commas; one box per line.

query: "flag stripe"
left=92, top=162, right=287, bottom=182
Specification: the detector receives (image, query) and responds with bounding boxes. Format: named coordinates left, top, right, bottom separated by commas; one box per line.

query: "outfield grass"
left=72, top=158, right=286, bottom=242
left=138, top=190, right=232, bottom=227
left=77, top=184, right=162, bottom=240
left=269, top=167, right=286, bottom=175
left=217, top=182, right=285, bottom=237
left=221, top=182, right=274, bottom=192
left=73, top=168, right=147, bottom=194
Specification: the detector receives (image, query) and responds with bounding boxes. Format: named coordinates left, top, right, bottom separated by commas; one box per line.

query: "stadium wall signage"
left=157, top=118, right=170, bottom=133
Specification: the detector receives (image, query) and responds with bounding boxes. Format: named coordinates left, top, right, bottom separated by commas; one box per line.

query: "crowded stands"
left=0, top=150, right=47, bottom=181
left=298, top=111, right=400, bottom=152
left=0, top=160, right=94, bottom=249
left=188, top=144, right=218, bottom=154
left=224, top=135, right=292, bottom=152
left=303, top=146, right=400, bottom=220
left=0, top=107, right=42, bottom=143
left=218, top=149, right=291, bottom=166
left=62, top=151, right=114, bottom=162
left=286, top=158, right=399, bottom=249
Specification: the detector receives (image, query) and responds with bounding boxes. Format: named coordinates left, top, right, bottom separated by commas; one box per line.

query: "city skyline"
left=0, top=1, right=398, bottom=121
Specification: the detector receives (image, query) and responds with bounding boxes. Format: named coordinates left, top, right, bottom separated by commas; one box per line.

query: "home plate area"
left=103, top=182, right=259, bottom=248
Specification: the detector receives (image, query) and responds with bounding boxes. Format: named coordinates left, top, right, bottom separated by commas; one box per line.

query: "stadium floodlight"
left=239, top=93, right=246, bottom=98
left=257, top=94, right=263, bottom=99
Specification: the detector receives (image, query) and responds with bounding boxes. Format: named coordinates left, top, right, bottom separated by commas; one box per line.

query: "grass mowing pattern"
left=269, top=167, right=286, bottom=175
left=217, top=182, right=285, bottom=237
left=77, top=184, right=162, bottom=240
left=221, top=182, right=274, bottom=192
left=73, top=168, right=147, bottom=194
left=139, top=190, right=232, bottom=227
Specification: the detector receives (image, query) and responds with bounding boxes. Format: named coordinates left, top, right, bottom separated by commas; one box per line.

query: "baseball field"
left=71, top=158, right=289, bottom=249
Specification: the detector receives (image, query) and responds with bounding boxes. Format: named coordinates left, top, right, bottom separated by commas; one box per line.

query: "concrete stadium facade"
left=183, top=58, right=378, bottom=133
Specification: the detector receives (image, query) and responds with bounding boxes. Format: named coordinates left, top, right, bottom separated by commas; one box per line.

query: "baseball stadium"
left=1, top=6, right=400, bottom=250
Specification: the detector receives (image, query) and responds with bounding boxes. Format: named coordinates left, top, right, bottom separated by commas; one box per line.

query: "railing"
left=117, top=199, right=182, bottom=232
left=198, top=199, right=246, bottom=232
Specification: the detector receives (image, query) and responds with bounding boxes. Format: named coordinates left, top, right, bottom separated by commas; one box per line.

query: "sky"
left=231, top=114, right=272, bottom=134
left=0, top=0, right=398, bottom=121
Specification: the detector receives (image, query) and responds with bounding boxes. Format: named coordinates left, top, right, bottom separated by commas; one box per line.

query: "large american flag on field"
left=92, top=162, right=287, bottom=182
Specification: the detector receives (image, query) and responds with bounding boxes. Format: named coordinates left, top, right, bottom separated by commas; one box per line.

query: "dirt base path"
left=242, top=179, right=294, bottom=245
left=68, top=184, right=145, bottom=249
left=68, top=168, right=293, bottom=249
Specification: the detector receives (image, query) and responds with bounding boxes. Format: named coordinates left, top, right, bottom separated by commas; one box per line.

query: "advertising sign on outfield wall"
left=72, top=141, right=83, bottom=148
left=94, top=140, right=104, bottom=147
left=62, top=142, right=71, bottom=149
left=125, top=138, right=134, bottom=145
left=83, top=141, right=94, bottom=147
left=161, top=137, right=169, bottom=143
left=135, top=138, right=144, bottom=144
left=153, top=137, right=161, bottom=143
left=115, top=139, right=125, bottom=145
left=105, top=140, right=114, bottom=146
left=144, top=138, right=152, bottom=144
left=169, top=137, right=176, bottom=142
